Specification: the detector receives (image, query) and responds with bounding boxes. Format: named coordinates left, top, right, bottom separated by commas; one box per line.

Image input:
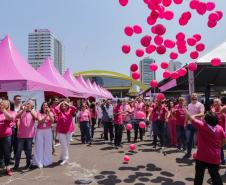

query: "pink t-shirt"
left=55, top=106, right=76, bottom=134
left=192, top=118, right=226, bottom=165
left=151, top=106, right=168, bottom=122
left=17, top=111, right=36, bottom=138
left=37, top=112, right=53, bottom=129
left=174, top=105, right=186, bottom=126
left=78, top=110, right=90, bottom=122
left=134, top=102, right=145, bottom=119
left=113, top=105, right=123, bottom=125
left=122, top=104, right=131, bottom=122
left=0, top=111, right=15, bottom=138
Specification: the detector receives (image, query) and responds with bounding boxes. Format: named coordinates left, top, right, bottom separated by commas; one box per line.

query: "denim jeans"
left=80, top=122, right=91, bottom=143
left=103, top=121, right=114, bottom=141
left=114, top=124, right=123, bottom=146
left=0, top=136, right=11, bottom=166
left=15, top=138, right=33, bottom=167
left=153, top=121, right=164, bottom=147
left=186, top=124, right=196, bottom=154
left=176, top=125, right=186, bottom=149
left=134, top=119, right=144, bottom=142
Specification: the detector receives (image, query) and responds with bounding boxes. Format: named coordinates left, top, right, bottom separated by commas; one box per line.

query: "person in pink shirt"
left=173, top=97, right=187, bottom=151
left=122, top=99, right=131, bottom=143
left=167, top=101, right=177, bottom=146
left=0, top=100, right=15, bottom=176
left=78, top=105, right=92, bottom=145
left=186, top=110, right=226, bottom=185
left=13, top=99, right=37, bottom=171
left=54, top=100, right=76, bottom=165
left=33, top=102, right=54, bottom=168
left=113, top=100, right=124, bottom=148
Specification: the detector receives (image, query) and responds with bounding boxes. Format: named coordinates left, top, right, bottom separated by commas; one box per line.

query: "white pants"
left=57, top=133, right=72, bottom=161
left=33, top=128, right=53, bottom=166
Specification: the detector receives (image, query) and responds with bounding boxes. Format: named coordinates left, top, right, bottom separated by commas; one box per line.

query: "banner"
left=7, top=90, right=45, bottom=111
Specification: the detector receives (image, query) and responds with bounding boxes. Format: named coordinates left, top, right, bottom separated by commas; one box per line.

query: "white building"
left=28, top=29, right=64, bottom=74
left=168, top=61, right=182, bottom=72
left=139, top=57, right=156, bottom=85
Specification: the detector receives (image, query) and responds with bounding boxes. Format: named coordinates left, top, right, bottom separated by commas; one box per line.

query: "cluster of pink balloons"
left=208, top=11, right=223, bottom=28
left=119, top=0, right=128, bottom=7
left=179, top=11, right=192, bottom=26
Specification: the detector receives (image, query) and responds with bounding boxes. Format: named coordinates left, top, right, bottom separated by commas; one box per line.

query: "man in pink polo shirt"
left=186, top=110, right=226, bottom=185
left=13, top=99, right=37, bottom=170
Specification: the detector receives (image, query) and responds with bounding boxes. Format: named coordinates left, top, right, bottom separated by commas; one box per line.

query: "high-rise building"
left=28, top=29, right=64, bottom=74
left=139, top=57, right=156, bottom=85
left=168, top=61, right=182, bottom=72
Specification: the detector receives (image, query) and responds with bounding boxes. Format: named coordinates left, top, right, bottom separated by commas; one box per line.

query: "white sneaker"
left=60, top=160, right=69, bottom=166
left=38, top=164, right=43, bottom=168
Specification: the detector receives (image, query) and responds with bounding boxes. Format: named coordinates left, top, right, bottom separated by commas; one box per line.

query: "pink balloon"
left=141, top=35, right=152, bottom=47
left=190, top=51, right=199, bottom=59
left=197, top=2, right=207, bottom=15
left=211, top=58, right=221, bottom=66
left=189, top=0, right=199, bottom=10
left=208, top=20, right=217, bottom=28
left=154, top=35, right=163, bottom=45
left=151, top=10, right=160, bottom=20
left=171, top=71, right=179, bottom=79
left=130, top=64, right=138, bottom=72
left=193, top=34, right=202, bottom=42
left=124, top=155, right=130, bottom=162
left=176, top=32, right=185, bottom=41
left=178, top=68, right=187, bottom=77
left=124, top=26, right=133, bottom=36
left=179, top=18, right=188, bottom=26
left=162, top=0, right=172, bottom=7
left=122, top=45, right=131, bottom=54
left=206, top=2, right=215, bottom=11
left=136, top=49, right=144, bottom=57
left=187, top=38, right=197, bottom=46
left=149, top=63, right=158, bottom=72
left=164, top=10, right=174, bottom=20
left=163, top=70, right=171, bottom=78
left=169, top=52, right=178, bottom=60
left=188, top=62, right=197, bottom=71
left=139, top=121, right=146, bottom=129
left=164, top=39, right=175, bottom=48
left=133, top=25, right=142, bottom=34
left=176, top=40, right=186, bottom=47
left=119, top=0, right=128, bottom=6
left=173, top=0, right=183, bottom=5
left=126, top=123, right=133, bottom=131
left=147, top=15, right=157, bottom=25
left=136, top=111, right=145, bottom=119
left=161, top=62, right=169, bottom=69
left=181, top=11, right=192, bottom=20
left=132, top=72, right=140, bottom=80
left=150, top=80, right=158, bottom=88
left=152, top=24, right=166, bottom=35
left=146, top=44, right=156, bottom=54
left=156, top=93, right=165, bottom=101
left=156, top=5, right=165, bottom=19
left=209, top=12, right=219, bottom=22
left=216, top=11, right=223, bottom=21
left=129, top=144, right=136, bottom=151
left=178, top=47, right=187, bottom=54
left=196, top=43, right=205, bottom=52
left=156, top=45, right=166, bottom=55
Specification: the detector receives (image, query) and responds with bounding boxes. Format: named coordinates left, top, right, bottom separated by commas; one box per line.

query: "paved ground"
left=0, top=129, right=226, bottom=185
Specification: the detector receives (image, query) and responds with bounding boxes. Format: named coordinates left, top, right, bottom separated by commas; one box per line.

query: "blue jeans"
left=176, top=125, right=186, bottom=149
left=0, top=136, right=11, bottom=166
left=80, top=122, right=91, bottom=143
left=186, top=124, right=196, bottom=154
left=15, top=138, right=33, bottom=167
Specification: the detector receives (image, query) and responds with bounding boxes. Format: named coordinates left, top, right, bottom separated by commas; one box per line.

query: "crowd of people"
left=0, top=93, right=226, bottom=185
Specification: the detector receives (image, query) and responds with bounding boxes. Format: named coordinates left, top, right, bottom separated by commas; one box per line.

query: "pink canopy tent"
left=37, top=58, right=84, bottom=98
left=0, top=35, right=66, bottom=96
left=63, top=68, right=92, bottom=98
left=86, top=79, right=102, bottom=98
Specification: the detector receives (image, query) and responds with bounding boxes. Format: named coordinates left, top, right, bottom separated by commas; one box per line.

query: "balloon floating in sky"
left=130, top=64, right=138, bottom=72
left=122, top=45, right=131, bottom=54
left=119, top=0, right=129, bottom=7
left=124, top=26, right=133, bottom=36
left=149, top=63, right=158, bottom=72
left=150, top=80, right=158, bottom=88
left=133, top=25, right=142, bottom=34
left=169, top=52, right=178, bottom=60
left=164, top=10, right=174, bottom=20
left=188, top=62, right=198, bottom=71
left=152, top=24, right=166, bottom=35
left=132, top=72, right=140, bottom=80
left=156, top=45, right=166, bottom=55
left=136, top=49, right=144, bottom=57
left=161, top=62, right=169, bottom=69
left=146, top=44, right=156, bottom=54
left=190, top=51, right=199, bottom=59
left=171, top=71, right=179, bottom=79
left=211, top=58, right=221, bottom=66
left=163, top=70, right=171, bottom=79
left=173, top=0, right=183, bottom=5
left=196, top=43, right=205, bottom=52
left=162, top=0, right=172, bottom=7
left=154, top=35, right=164, bottom=45
left=178, top=68, right=187, bottom=77
left=141, top=35, right=152, bottom=47
left=164, top=39, right=175, bottom=49
left=206, top=1, right=215, bottom=11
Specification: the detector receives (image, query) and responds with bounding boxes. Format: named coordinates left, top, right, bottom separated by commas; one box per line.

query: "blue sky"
left=0, top=0, right=226, bottom=80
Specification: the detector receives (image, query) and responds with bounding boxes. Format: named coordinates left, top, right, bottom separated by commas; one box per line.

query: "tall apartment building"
left=28, top=29, right=64, bottom=74
left=168, top=61, right=182, bottom=72
left=139, top=57, right=156, bottom=85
